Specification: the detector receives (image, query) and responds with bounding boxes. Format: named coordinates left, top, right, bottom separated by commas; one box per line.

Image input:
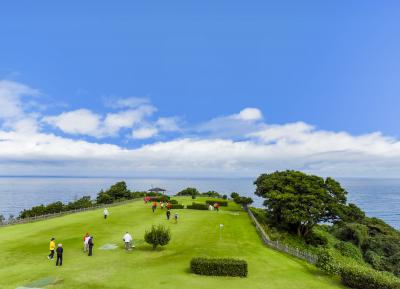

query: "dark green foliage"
left=170, top=204, right=184, bottom=209
left=176, top=187, right=200, bottom=197
left=316, top=248, right=341, bottom=276
left=305, top=230, right=328, bottom=247
left=96, top=191, right=113, bottom=204
left=169, top=199, right=178, bottom=204
left=190, top=257, right=248, bottom=277
left=364, top=250, right=384, bottom=271
left=339, top=203, right=366, bottom=223
left=230, top=192, right=239, bottom=199
left=106, top=181, right=131, bottom=200
left=340, top=264, right=400, bottom=289
left=254, top=171, right=348, bottom=237
left=0, top=214, right=5, bottom=224
left=333, top=223, right=368, bottom=247
left=334, top=241, right=363, bottom=261
left=144, top=225, right=171, bottom=250
left=233, top=196, right=253, bottom=206
left=201, top=191, right=222, bottom=198
left=149, top=196, right=170, bottom=202
left=19, top=197, right=94, bottom=218
left=187, top=203, right=208, bottom=210
left=205, top=199, right=228, bottom=207
left=222, top=194, right=227, bottom=199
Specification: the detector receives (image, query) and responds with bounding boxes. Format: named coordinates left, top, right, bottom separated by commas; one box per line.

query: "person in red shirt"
left=166, top=202, right=171, bottom=210
left=152, top=201, right=157, bottom=213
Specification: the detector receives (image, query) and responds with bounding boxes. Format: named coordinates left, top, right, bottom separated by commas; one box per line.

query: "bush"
left=149, top=196, right=170, bottom=202
left=201, top=191, right=222, bottom=198
left=176, top=187, right=200, bottom=197
left=170, top=204, right=184, bottom=209
left=334, top=241, right=363, bottom=261
left=230, top=192, right=239, bottom=199
left=205, top=199, right=228, bottom=207
left=305, top=230, right=328, bottom=246
left=187, top=203, right=209, bottom=210
left=169, top=199, right=178, bottom=204
left=333, top=223, right=368, bottom=247
left=222, top=195, right=227, bottom=200
left=340, top=264, right=400, bottom=289
left=190, top=257, right=248, bottom=277
left=144, top=225, right=171, bottom=250
left=316, top=248, right=341, bottom=276
left=365, top=250, right=384, bottom=271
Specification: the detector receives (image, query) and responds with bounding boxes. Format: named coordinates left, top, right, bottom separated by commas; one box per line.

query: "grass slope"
left=0, top=197, right=345, bottom=289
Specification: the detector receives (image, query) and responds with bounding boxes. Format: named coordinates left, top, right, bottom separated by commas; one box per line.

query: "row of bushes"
left=169, top=204, right=184, bottom=209
left=190, top=257, right=248, bottom=277
left=205, top=199, right=228, bottom=207
left=316, top=249, right=400, bottom=289
left=186, top=203, right=209, bottom=210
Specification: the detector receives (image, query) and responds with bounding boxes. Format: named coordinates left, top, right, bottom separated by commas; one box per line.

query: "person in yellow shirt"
left=48, top=238, right=56, bottom=260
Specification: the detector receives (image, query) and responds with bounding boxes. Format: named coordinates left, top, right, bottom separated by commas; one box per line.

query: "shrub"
left=201, top=191, right=222, bottom=198
left=364, top=250, right=384, bottom=271
left=187, top=203, right=209, bottom=210
left=190, top=257, right=247, bottom=277
left=169, top=199, right=178, bottom=204
left=144, top=225, right=171, bottom=250
left=305, top=230, right=328, bottom=246
left=340, top=264, right=400, bottom=289
left=233, top=196, right=253, bottom=206
left=170, top=204, right=184, bottom=209
left=149, top=196, right=170, bottom=202
left=230, top=192, right=239, bottom=199
left=176, top=187, right=200, bottom=197
left=316, top=248, right=341, bottom=276
left=222, top=195, right=227, bottom=200
left=205, top=199, right=228, bottom=207
left=333, top=223, right=368, bottom=247
left=334, top=241, right=363, bottom=261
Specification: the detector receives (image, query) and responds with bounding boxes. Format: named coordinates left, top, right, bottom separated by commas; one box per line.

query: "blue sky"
left=1, top=1, right=400, bottom=177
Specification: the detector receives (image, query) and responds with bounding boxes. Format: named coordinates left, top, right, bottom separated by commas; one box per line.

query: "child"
left=166, top=209, right=171, bottom=220
left=48, top=237, right=55, bottom=260
left=56, top=244, right=63, bottom=266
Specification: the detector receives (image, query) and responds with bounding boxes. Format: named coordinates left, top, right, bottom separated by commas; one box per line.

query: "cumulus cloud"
left=2, top=79, right=400, bottom=177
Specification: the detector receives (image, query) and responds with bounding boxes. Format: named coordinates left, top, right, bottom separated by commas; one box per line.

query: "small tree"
left=144, top=225, right=171, bottom=250
left=0, top=214, right=5, bottom=224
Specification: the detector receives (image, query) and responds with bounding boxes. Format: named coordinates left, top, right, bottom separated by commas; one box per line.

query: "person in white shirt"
left=104, top=208, right=109, bottom=219
left=123, top=232, right=133, bottom=251
left=83, top=233, right=90, bottom=252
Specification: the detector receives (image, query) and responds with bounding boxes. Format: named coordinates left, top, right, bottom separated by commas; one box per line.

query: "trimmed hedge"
left=340, top=264, right=400, bottom=289
left=170, top=204, right=184, bottom=209
left=190, top=257, right=248, bottom=277
left=187, top=203, right=208, bottom=210
left=150, top=196, right=170, bottom=202
left=205, top=199, right=228, bottom=207
left=169, top=199, right=178, bottom=204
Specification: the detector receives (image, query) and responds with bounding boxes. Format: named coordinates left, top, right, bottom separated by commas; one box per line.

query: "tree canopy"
left=254, top=170, right=348, bottom=237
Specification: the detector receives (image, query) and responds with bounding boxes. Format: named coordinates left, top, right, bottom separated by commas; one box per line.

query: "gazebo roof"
left=148, top=187, right=167, bottom=192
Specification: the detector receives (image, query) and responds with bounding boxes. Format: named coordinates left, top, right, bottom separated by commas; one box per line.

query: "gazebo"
left=148, top=187, right=167, bottom=195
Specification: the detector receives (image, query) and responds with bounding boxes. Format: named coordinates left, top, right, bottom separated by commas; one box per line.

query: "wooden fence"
left=0, top=198, right=142, bottom=227
left=246, top=207, right=318, bottom=264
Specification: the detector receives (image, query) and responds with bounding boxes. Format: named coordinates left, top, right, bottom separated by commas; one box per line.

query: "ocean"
left=0, top=177, right=398, bottom=229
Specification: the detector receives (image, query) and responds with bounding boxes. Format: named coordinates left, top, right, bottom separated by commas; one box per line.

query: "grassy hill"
left=0, top=197, right=345, bottom=289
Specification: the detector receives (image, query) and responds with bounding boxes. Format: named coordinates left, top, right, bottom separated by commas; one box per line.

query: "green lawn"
left=0, top=197, right=345, bottom=289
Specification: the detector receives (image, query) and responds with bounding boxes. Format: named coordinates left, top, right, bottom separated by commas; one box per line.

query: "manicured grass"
left=0, top=197, right=345, bottom=289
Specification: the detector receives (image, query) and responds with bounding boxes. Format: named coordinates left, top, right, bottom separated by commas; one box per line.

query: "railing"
left=0, top=198, right=142, bottom=227
left=246, top=207, right=318, bottom=264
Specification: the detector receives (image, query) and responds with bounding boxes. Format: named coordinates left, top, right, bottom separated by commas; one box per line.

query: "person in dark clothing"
left=88, top=236, right=94, bottom=256
left=56, top=244, right=63, bottom=266
left=166, top=209, right=171, bottom=220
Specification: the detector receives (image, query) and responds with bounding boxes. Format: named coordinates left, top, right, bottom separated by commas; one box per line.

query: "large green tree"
left=254, top=170, right=348, bottom=237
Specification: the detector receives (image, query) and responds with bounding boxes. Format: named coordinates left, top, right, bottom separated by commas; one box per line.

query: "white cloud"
left=43, top=109, right=102, bottom=136
left=132, top=126, right=158, bottom=139
left=155, top=117, right=181, bottom=132
left=2, top=80, right=400, bottom=178
left=233, top=107, right=263, bottom=121
left=106, top=97, right=150, bottom=109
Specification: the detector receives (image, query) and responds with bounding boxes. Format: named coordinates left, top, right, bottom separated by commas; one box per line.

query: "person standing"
left=104, top=208, right=109, bottom=219
left=48, top=237, right=55, bottom=260
left=152, top=202, right=157, bottom=213
left=83, top=233, right=90, bottom=252
left=166, top=209, right=171, bottom=220
left=123, top=232, right=133, bottom=251
left=56, top=244, right=63, bottom=266
left=88, top=236, right=94, bottom=256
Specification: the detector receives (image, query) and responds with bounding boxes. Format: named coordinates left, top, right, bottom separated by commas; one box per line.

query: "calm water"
left=0, top=177, right=398, bottom=229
